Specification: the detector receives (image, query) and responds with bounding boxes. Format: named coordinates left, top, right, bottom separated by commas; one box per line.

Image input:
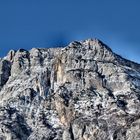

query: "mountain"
left=0, top=39, right=140, bottom=140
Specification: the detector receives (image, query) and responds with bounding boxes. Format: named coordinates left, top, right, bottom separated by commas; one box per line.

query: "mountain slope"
left=0, top=39, right=140, bottom=140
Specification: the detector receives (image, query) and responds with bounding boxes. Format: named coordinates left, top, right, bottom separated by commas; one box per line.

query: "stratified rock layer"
left=0, top=39, right=140, bottom=140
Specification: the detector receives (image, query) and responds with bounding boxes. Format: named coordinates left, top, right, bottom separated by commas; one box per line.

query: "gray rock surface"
left=0, top=38, right=140, bottom=140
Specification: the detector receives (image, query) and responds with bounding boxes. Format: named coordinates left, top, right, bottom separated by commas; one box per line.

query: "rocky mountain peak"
left=0, top=39, right=140, bottom=140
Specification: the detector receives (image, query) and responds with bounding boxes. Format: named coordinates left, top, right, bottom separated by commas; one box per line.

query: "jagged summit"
left=5, top=38, right=140, bottom=68
left=0, top=39, right=140, bottom=139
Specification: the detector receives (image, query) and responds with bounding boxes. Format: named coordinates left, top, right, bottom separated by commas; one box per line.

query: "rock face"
left=0, top=39, right=140, bottom=140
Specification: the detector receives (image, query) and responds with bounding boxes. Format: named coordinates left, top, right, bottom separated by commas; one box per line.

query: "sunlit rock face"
left=0, top=39, right=140, bottom=140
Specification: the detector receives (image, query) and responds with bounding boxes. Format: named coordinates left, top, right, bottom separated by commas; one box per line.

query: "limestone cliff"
left=0, top=39, right=140, bottom=140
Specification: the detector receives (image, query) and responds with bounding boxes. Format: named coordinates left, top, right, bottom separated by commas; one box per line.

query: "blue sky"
left=0, top=0, right=140, bottom=63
